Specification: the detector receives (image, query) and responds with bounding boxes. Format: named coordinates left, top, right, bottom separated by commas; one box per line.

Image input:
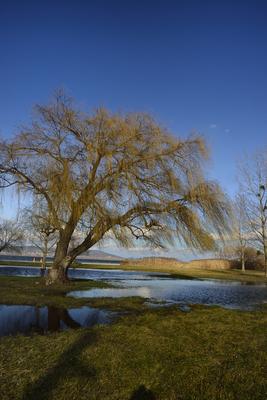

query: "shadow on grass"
left=22, top=330, right=97, bottom=400
left=130, top=385, right=156, bottom=400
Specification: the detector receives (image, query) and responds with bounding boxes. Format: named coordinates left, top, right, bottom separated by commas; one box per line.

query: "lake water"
left=0, top=304, right=116, bottom=336
left=1, top=266, right=267, bottom=311
left=0, top=265, right=168, bottom=280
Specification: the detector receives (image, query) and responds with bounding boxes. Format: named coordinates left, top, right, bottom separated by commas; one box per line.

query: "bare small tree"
left=0, top=92, right=232, bottom=283
left=0, top=219, right=24, bottom=253
left=23, top=201, right=57, bottom=270
left=233, top=194, right=249, bottom=271
left=238, top=152, right=267, bottom=276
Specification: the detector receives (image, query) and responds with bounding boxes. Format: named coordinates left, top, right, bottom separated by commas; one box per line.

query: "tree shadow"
left=22, top=329, right=97, bottom=400
left=130, top=385, right=156, bottom=400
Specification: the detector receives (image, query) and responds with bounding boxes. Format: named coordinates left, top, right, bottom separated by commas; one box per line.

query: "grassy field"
left=0, top=302, right=266, bottom=399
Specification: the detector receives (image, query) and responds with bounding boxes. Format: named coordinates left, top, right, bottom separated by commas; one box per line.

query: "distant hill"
left=78, top=250, right=123, bottom=260
left=1, top=246, right=123, bottom=261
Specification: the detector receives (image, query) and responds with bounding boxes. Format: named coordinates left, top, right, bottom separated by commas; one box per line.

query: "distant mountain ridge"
left=1, top=246, right=123, bottom=260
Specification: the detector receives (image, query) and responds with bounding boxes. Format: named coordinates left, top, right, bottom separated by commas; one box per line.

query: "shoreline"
left=1, top=262, right=267, bottom=283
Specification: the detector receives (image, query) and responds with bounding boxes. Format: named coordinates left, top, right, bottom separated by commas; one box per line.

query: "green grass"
left=0, top=276, right=112, bottom=308
left=0, top=305, right=266, bottom=400
left=167, top=267, right=267, bottom=282
left=0, top=260, right=44, bottom=267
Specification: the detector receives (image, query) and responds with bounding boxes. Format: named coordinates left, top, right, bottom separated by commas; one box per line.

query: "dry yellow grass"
left=123, top=257, right=233, bottom=270
left=187, top=258, right=233, bottom=269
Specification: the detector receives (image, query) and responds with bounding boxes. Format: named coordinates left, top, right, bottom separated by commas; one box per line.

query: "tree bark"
left=46, top=236, right=72, bottom=284
left=45, top=224, right=97, bottom=284
left=46, top=265, right=69, bottom=284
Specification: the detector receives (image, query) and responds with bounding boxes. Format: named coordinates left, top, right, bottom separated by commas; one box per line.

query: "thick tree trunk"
left=46, top=238, right=72, bottom=284
left=46, top=265, right=69, bottom=284
left=45, top=229, right=95, bottom=284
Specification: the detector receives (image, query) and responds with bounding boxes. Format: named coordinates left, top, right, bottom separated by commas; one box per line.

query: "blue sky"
left=1, top=0, right=267, bottom=258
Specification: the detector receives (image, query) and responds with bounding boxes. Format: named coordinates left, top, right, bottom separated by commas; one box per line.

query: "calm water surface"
left=68, top=276, right=267, bottom=311
left=0, top=304, right=116, bottom=336
left=0, top=265, right=168, bottom=280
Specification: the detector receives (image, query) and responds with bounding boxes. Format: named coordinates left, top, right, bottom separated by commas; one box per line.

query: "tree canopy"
left=0, top=93, right=231, bottom=282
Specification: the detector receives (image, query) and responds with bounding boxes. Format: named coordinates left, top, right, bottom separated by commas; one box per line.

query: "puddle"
left=68, top=278, right=267, bottom=310
left=0, top=305, right=116, bottom=337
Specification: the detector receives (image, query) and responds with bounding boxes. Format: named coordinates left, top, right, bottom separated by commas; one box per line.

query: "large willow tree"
left=0, top=93, right=231, bottom=283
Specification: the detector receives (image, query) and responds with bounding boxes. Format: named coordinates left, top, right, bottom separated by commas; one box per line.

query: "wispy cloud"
left=209, top=124, right=217, bottom=129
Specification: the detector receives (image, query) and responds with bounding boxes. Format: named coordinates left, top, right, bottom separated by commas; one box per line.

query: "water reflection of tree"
left=48, top=306, right=81, bottom=331
left=33, top=306, right=81, bottom=333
